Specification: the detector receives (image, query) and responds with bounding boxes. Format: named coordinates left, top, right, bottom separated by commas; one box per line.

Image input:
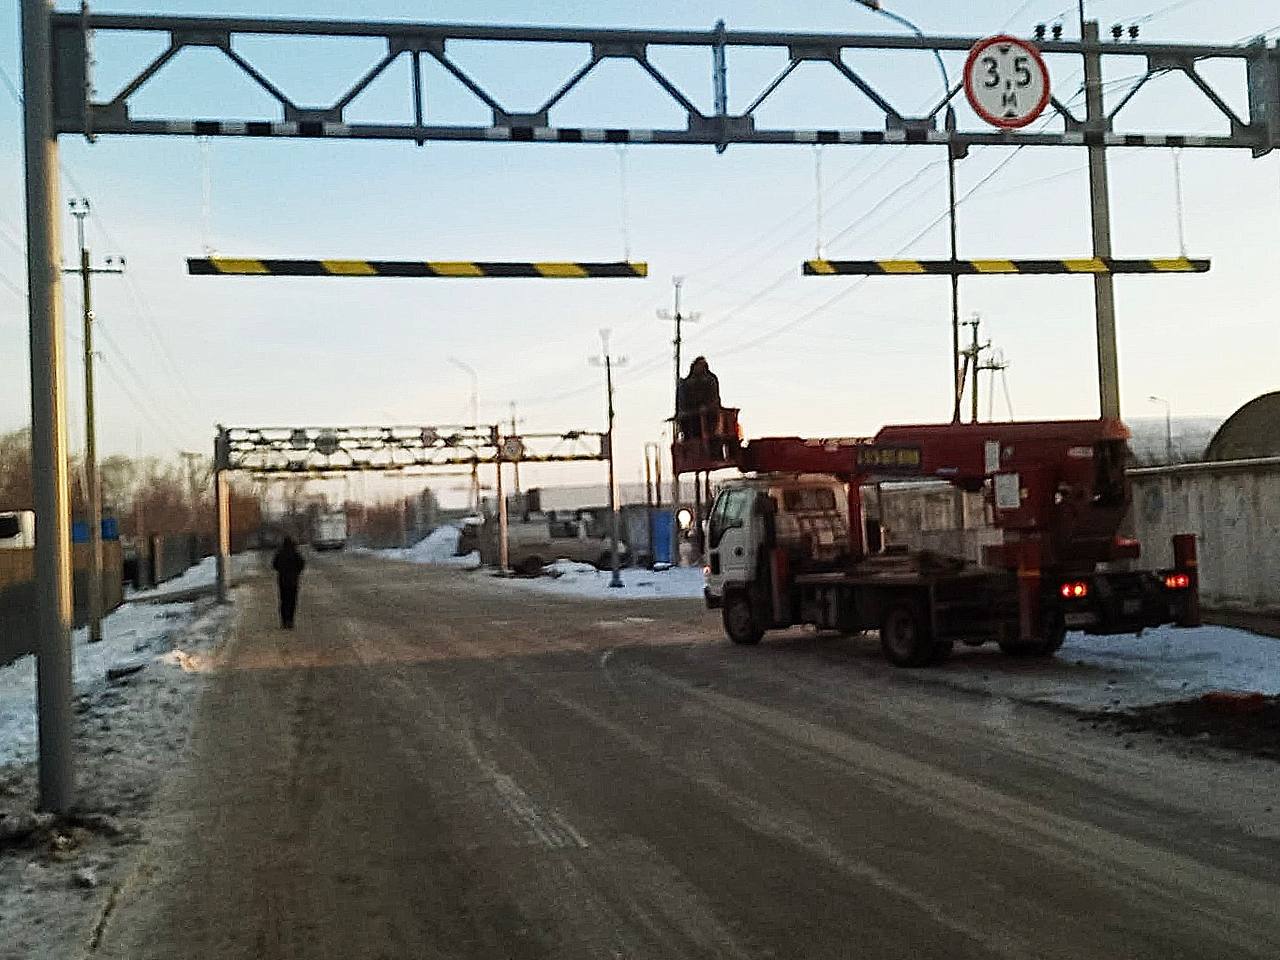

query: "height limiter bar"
left=803, top=257, right=1210, bottom=275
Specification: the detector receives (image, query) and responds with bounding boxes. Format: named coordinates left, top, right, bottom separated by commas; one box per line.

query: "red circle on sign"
left=963, top=34, right=1051, bottom=129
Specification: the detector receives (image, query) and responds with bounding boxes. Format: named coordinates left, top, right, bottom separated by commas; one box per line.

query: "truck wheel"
left=518, top=555, right=544, bottom=577
left=723, top=593, right=764, bottom=646
left=879, top=601, right=935, bottom=668
left=999, top=610, right=1067, bottom=658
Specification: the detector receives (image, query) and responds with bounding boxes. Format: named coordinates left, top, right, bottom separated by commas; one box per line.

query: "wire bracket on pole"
left=186, top=257, right=648, bottom=278
left=803, top=257, right=1210, bottom=275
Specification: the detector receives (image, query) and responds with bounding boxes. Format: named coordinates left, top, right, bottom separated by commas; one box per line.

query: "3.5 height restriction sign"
left=963, top=35, right=1051, bottom=129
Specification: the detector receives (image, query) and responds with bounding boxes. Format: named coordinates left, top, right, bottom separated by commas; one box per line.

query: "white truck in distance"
left=0, top=510, right=36, bottom=549
left=313, top=510, right=348, bottom=551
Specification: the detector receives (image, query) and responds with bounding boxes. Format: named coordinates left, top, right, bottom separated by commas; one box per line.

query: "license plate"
left=1123, top=598, right=1142, bottom=615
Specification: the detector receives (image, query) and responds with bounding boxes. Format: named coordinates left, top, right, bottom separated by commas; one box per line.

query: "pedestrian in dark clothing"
left=677, top=356, right=722, bottom=439
left=271, top=536, right=306, bottom=629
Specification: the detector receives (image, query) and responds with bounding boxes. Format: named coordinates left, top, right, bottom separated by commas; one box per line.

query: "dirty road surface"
left=95, top=552, right=1280, bottom=959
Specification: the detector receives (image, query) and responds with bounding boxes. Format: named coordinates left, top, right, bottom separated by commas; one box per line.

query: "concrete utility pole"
left=65, top=200, right=121, bottom=643
left=1149, top=395, right=1174, bottom=463
left=592, top=330, right=625, bottom=588
left=1082, top=19, right=1121, bottom=421
left=495, top=450, right=508, bottom=572
left=960, top=314, right=991, bottom=424
left=509, top=402, right=522, bottom=498
left=658, top=277, right=696, bottom=560
left=22, top=0, right=74, bottom=813
left=213, top=425, right=231, bottom=604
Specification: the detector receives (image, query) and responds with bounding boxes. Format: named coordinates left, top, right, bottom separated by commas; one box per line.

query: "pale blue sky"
left=1, top=0, right=1278, bottom=495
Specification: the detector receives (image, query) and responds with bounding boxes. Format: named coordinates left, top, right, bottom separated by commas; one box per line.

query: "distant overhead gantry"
left=215, top=424, right=608, bottom=475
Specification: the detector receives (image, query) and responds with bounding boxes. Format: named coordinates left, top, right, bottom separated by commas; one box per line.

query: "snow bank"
left=370, top=525, right=481, bottom=569
left=0, top=600, right=203, bottom=767
left=129, top=552, right=256, bottom=600
left=507, top=562, right=705, bottom=600
left=931, top=623, right=1280, bottom=712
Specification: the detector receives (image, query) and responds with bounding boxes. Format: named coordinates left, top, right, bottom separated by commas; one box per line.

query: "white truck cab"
left=705, top=475, right=850, bottom=638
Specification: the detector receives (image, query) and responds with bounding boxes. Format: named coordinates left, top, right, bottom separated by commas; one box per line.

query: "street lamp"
left=590, top=330, right=626, bottom=588
left=852, top=1, right=964, bottom=422
left=447, top=357, right=481, bottom=511
left=1148, top=395, right=1174, bottom=464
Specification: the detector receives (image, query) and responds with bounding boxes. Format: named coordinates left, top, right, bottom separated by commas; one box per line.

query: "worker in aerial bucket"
left=677, top=355, right=722, bottom=441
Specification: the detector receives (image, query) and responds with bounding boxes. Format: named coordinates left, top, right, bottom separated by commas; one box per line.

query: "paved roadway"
left=97, top=551, right=1280, bottom=959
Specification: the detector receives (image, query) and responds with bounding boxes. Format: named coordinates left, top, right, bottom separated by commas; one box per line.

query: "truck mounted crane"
left=673, top=407, right=1200, bottom=666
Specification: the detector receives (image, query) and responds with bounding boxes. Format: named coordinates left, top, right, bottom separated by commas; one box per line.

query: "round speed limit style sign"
left=963, top=35, right=1051, bottom=129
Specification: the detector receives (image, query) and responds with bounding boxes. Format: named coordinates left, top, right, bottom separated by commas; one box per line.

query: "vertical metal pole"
left=653, top=444, right=663, bottom=511
left=1165, top=405, right=1174, bottom=463
left=73, top=207, right=104, bottom=643
left=509, top=402, right=521, bottom=498
left=946, top=107, right=963, bottom=424
left=1082, top=20, right=1121, bottom=420
left=669, top=280, right=683, bottom=563
left=24, top=0, right=74, bottom=813
left=643, top=445, right=654, bottom=507
left=970, top=317, right=981, bottom=424
left=214, top=468, right=230, bottom=603
left=604, top=345, right=623, bottom=588
left=496, top=456, right=509, bottom=572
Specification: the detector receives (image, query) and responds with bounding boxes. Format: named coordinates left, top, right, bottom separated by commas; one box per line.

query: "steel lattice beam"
left=216, top=425, right=606, bottom=475
left=48, top=11, right=1280, bottom=154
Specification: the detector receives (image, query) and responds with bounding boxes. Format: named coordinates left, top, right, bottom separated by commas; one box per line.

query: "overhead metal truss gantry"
left=22, top=4, right=1280, bottom=816
left=215, top=424, right=608, bottom=474
left=210, top=422, right=609, bottom=606
left=49, top=11, right=1280, bottom=154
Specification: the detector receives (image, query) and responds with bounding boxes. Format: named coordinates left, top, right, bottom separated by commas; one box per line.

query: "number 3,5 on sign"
left=963, top=35, right=1051, bottom=129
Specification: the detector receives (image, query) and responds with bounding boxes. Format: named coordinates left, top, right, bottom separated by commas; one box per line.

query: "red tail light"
left=1059, top=580, right=1089, bottom=599
left=1164, top=573, right=1191, bottom=590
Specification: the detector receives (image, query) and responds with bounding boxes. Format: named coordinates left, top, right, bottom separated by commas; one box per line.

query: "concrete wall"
left=1128, top=459, right=1280, bottom=612
left=0, top=542, right=125, bottom=666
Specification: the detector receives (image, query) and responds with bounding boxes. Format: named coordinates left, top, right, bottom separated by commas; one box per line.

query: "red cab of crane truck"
left=683, top=414, right=1201, bottom=666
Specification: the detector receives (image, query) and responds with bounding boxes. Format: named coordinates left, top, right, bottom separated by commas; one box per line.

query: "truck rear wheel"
left=998, top=610, right=1067, bottom=657
left=879, top=600, right=936, bottom=668
left=723, top=593, right=764, bottom=646
left=517, top=555, right=544, bottom=577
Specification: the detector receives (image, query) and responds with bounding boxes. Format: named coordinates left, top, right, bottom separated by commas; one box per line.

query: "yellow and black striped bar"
left=804, top=257, right=1210, bottom=276
left=187, top=257, right=647, bottom=278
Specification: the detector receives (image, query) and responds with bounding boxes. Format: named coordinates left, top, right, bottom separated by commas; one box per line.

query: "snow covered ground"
left=921, top=624, right=1280, bottom=712
left=366, top=525, right=481, bottom=569
left=1, top=594, right=234, bottom=960
left=504, top=560, right=706, bottom=600
left=128, top=552, right=253, bottom=601
left=0, top=600, right=213, bottom=768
